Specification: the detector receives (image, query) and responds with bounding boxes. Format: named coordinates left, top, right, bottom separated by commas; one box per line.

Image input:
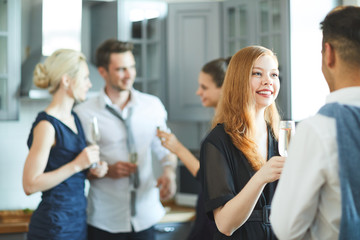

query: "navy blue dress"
left=26, top=111, right=88, bottom=240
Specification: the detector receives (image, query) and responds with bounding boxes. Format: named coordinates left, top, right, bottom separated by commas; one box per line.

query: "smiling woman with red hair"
left=200, top=46, right=285, bottom=239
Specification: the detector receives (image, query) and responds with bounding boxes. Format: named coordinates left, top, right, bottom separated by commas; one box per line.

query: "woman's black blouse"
left=200, top=123, right=279, bottom=240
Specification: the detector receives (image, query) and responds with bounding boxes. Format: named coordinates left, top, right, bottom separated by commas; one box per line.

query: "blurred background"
left=0, top=0, right=357, bottom=212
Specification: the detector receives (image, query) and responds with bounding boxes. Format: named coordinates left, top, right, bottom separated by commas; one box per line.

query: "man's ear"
left=323, top=42, right=336, bottom=69
left=98, top=66, right=107, bottom=78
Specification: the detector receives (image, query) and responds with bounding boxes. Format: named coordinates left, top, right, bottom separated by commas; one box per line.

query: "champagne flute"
left=278, top=120, right=295, bottom=157
left=157, top=125, right=171, bottom=141
left=90, top=116, right=100, bottom=168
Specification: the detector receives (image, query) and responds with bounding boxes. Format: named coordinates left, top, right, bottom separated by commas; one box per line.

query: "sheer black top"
left=200, top=123, right=279, bottom=240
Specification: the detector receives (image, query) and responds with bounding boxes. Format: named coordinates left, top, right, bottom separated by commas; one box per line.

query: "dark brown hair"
left=321, top=6, right=360, bottom=67
left=202, top=57, right=231, bottom=88
left=96, top=39, right=134, bottom=70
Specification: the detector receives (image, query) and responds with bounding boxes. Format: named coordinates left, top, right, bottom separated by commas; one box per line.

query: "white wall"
left=0, top=99, right=50, bottom=209
left=290, top=0, right=360, bottom=121
left=290, top=0, right=338, bottom=121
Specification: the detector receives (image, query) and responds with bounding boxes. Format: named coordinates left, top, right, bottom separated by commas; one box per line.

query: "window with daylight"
left=42, top=0, right=82, bottom=56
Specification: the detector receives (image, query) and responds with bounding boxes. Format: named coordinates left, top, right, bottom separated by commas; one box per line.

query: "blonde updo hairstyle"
left=33, top=49, right=87, bottom=95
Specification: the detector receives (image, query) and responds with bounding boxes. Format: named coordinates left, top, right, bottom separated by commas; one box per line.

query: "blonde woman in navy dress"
left=22, top=49, right=108, bottom=240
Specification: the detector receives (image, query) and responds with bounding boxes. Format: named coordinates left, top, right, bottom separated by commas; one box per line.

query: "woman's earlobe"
left=61, top=75, right=70, bottom=88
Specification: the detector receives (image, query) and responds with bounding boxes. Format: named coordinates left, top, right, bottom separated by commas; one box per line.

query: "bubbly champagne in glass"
left=91, top=116, right=100, bottom=144
left=278, top=120, right=295, bottom=157
left=90, top=116, right=100, bottom=168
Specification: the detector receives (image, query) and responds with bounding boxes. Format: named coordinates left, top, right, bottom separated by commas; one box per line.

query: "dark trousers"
left=88, top=224, right=155, bottom=240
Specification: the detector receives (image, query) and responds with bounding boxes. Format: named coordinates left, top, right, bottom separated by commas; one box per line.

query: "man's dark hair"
left=201, top=57, right=232, bottom=88
left=320, top=6, right=360, bottom=66
left=95, top=39, right=134, bottom=69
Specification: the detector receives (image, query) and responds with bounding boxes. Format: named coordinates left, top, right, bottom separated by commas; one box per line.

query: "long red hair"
left=212, top=46, right=280, bottom=171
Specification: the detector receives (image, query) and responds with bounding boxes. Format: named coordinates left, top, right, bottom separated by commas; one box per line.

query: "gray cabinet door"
left=223, top=0, right=291, bottom=119
left=167, top=2, right=221, bottom=121
left=0, top=0, right=21, bottom=120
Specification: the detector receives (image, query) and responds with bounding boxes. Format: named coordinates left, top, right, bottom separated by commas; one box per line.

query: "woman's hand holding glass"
left=89, top=117, right=101, bottom=168
left=74, top=145, right=100, bottom=171
left=256, top=156, right=286, bottom=184
left=156, top=128, right=182, bottom=154
left=86, top=116, right=108, bottom=177
left=89, top=160, right=108, bottom=178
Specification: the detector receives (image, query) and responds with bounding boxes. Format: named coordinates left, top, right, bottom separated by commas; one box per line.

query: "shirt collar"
left=326, top=87, right=360, bottom=107
left=98, top=87, right=139, bottom=110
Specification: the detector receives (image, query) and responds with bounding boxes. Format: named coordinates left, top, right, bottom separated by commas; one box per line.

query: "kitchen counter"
left=0, top=210, right=31, bottom=238
left=0, top=201, right=195, bottom=235
left=0, top=222, right=29, bottom=234
left=156, top=200, right=195, bottom=240
left=160, top=200, right=196, bottom=223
